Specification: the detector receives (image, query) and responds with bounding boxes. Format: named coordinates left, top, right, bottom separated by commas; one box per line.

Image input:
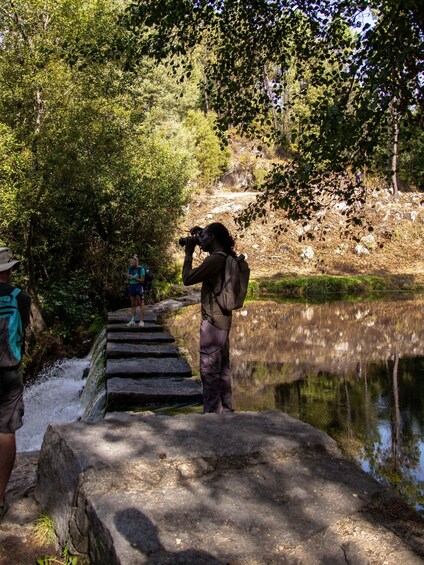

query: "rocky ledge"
left=36, top=411, right=424, bottom=564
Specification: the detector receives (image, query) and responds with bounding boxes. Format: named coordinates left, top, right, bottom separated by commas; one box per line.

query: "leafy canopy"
left=124, top=0, right=424, bottom=232
left=0, top=0, right=207, bottom=335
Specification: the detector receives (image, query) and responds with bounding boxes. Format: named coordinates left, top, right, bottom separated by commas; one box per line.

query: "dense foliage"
left=1, top=0, right=423, bottom=346
left=124, top=0, right=424, bottom=231
left=0, top=0, right=227, bottom=340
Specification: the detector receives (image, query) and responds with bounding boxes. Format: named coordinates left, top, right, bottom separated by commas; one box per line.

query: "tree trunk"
left=391, top=351, right=401, bottom=469
left=388, top=99, right=399, bottom=197
left=391, top=115, right=399, bottom=197
left=30, top=300, right=47, bottom=335
left=25, top=86, right=47, bottom=334
left=25, top=216, right=46, bottom=334
left=203, top=82, right=209, bottom=116
left=202, top=43, right=210, bottom=115
left=282, top=83, right=291, bottom=147
left=263, top=64, right=279, bottom=140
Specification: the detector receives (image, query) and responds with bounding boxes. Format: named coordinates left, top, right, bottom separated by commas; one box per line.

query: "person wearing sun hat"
left=0, top=247, right=31, bottom=521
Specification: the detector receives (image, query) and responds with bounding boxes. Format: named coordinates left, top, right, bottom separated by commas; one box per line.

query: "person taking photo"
left=182, top=223, right=235, bottom=414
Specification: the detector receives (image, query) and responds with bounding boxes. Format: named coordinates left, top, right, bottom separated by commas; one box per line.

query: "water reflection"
left=164, top=298, right=424, bottom=514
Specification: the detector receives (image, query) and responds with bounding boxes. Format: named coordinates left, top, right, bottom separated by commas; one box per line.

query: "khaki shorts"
left=0, top=365, right=24, bottom=433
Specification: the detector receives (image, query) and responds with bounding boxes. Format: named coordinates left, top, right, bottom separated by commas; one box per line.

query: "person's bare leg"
left=137, top=296, right=144, bottom=326
left=130, top=295, right=136, bottom=319
left=127, top=295, right=137, bottom=325
left=0, top=433, right=16, bottom=507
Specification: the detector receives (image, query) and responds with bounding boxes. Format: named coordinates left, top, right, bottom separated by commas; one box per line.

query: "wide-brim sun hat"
left=0, top=247, right=21, bottom=272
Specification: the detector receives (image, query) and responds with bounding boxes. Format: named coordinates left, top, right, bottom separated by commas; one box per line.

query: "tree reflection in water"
left=164, top=298, right=424, bottom=514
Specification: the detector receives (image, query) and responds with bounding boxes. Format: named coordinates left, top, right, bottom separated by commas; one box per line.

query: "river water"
left=16, top=296, right=424, bottom=514
left=163, top=297, right=424, bottom=514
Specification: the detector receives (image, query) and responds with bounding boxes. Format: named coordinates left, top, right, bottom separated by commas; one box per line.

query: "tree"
left=184, top=110, right=230, bottom=186
left=398, top=119, right=424, bottom=190
left=123, top=0, right=424, bottom=232
left=0, top=0, right=200, bottom=339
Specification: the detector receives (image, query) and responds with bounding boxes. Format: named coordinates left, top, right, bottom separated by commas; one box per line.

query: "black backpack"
left=142, top=266, right=153, bottom=292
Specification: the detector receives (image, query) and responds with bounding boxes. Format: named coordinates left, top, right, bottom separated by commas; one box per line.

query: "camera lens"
left=178, top=237, right=188, bottom=247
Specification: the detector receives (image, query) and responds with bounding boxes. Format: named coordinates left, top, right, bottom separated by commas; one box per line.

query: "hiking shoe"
left=127, top=319, right=136, bottom=327
left=0, top=500, right=9, bottom=522
left=139, top=321, right=144, bottom=327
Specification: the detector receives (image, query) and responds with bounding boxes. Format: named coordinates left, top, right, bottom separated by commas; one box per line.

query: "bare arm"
left=182, top=253, right=225, bottom=286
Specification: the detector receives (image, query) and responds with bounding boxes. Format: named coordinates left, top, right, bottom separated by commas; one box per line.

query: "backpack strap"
left=203, top=252, right=227, bottom=322
left=214, top=252, right=228, bottom=297
left=11, top=288, right=22, bottom=299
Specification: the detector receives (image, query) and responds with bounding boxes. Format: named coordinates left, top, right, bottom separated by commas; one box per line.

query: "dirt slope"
left=176, top=184, right=424, bottom=281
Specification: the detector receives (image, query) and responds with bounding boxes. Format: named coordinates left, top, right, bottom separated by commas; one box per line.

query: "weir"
left=106, top=305, right=202, bottom=414
left=79, top=299, right=204, bottom=422
left=35, top=299, right=424, bottom=564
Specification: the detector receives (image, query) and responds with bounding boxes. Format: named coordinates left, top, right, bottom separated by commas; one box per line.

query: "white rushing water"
left=16, top=358, right=90, bottom=453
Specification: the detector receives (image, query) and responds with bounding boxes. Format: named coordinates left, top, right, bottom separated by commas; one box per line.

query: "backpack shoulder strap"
left=11, top=288, right=22, bottom=299
left=211, top=252, right=228, bottom=297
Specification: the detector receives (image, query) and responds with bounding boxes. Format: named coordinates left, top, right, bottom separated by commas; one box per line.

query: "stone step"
left=107, top=332, right=175, bottom=344
left=106, top=377, right=203, bottom=410
left=106, top=342, right=180, bottom=359
left=107, top=323, right=163, bottom=333
left=108, top=311, right=158, bottom=324
left=105, top=357, right=192, bottom=379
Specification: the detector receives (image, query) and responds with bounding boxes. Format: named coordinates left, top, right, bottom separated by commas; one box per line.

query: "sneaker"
left=127, top=319, right=136, bottom=327
left=139, top=321, right=144, bottom=327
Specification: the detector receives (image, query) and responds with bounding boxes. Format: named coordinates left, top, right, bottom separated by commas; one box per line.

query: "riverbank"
left=248, top=272, right=424, bottom=301
left=0, top=452, right=55, bottom=565
left=177, top=182, right=424, bottom=281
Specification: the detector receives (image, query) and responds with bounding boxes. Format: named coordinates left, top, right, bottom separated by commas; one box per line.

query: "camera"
left=178, top=226, right=203, bottom=247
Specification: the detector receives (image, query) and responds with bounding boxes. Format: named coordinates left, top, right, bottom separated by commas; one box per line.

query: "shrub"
left=184, top=110, right=230, bottom=186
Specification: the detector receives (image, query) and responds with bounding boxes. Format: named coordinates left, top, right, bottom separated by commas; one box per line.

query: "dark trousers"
left=199, top=319, right=233, bottom=414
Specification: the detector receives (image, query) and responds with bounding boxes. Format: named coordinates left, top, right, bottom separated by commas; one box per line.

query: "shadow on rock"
left=115, top=507, right=225, bottom=564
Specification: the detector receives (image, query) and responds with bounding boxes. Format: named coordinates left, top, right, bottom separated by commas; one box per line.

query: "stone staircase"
left=105, top=309, right=203, bottom=412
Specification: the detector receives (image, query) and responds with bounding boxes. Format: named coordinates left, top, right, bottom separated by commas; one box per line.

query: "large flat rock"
left=106, top=342, right=180, bottom=359
left=105, top=358, right=192, bottom=379
left=85, top=470, right=364, bottom=565
left=107, top=331, right=175, bottom=344
left=37, top=412, right=334, bottom=549
left=150, top=298, right=198, bottom=313
left=106, top=377, right=203, bottom=409
left=37, top=412, right=382, bottom=556
left=37, top=412, right=424, bottom=564
left=86, top=489, right=424, bottom=565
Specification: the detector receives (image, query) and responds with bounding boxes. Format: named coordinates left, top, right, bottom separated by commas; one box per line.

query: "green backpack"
left=0, top=288, right=23, bottom=367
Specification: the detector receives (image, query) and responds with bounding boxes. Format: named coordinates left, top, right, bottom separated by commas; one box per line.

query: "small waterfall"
left=16, top=328, right=107, bottom=452
left=16, top=358, right=90, bottom=452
